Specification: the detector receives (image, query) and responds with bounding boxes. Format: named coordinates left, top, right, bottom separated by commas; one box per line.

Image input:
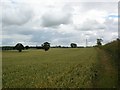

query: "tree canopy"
left=42, top=42, right=50, bottom=51
left=70, top=43, right=77, bottom=48
left=97, top=39, right=103, bottom=46
left=15, top=43, right=24, bottom=52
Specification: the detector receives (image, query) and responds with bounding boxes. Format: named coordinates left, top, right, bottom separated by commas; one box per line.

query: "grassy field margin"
left=95, top=48, right=118, bottom=88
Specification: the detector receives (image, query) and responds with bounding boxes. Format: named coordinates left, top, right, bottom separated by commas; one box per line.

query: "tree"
left=70, top=43, right=77, bottom=48
left=97, top=39, right=103, bottom=46
left=42, top=42, right=50, bottom=51
left=117, top=38, right=120, bottom=41
left=15, top=43, right=24, bottom=52
left=25, top=46, right=29, bottom=49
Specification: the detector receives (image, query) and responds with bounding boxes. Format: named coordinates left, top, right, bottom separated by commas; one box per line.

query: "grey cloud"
left=2, top=2, right=118, bottom=46
left=41, top=6, right=73, bottom=27
left=41, top=13, right=72, bottom=27
left=30, top=28, right=80, bottom=46
left=3, top=25, right=75, bottom=46
left=3, top=25, right=34, bottom=35
left=2, top=33, right=32, bottom=46
left=75, top=19, right=106, bottom=31
left=2, top=2, right=33, bottom=26
left=2, top=25, right=75, bottom=46
left=53, top=38, right=71, bottom=46
left=2, top=38, right=15, bottom=46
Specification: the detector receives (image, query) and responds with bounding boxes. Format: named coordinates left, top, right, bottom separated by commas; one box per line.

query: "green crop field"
left=2, top=48, right=118, bottom=88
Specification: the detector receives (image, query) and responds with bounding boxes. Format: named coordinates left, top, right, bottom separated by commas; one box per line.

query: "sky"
left=1, top=0, right=119, bottom=46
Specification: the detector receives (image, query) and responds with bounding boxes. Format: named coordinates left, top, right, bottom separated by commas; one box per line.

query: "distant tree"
left=42, top=42, right=50, bottom=51
left=25, top=46, right=29, bottom=49
left=58, top=45, right=61, bottom=48
left=117, top=38, right=120, bottom=41
left=70, top=43, right=77, bottom=48
left=97, top=39, right=103, bottom=46
left=15, top=43, right=24, bottom=52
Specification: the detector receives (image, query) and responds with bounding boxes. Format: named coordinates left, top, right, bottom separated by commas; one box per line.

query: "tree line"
left=15, top=42, right=50, bottom=52
left=1, top=42, right=50, bottom=52
left=1, top=38, right=103, bottom=52
left=1, top=42, right=80, bottom=52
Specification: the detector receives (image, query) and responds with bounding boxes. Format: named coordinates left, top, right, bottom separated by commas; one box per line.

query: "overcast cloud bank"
left=1, top=0, right=118, bottom=46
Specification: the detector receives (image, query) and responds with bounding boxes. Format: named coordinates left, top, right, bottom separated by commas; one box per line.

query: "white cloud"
left=75, top=19, right=106, bottom=31
left=1, top=0, right=118, bottom=46
left=2, top=1, right=33, bottom=26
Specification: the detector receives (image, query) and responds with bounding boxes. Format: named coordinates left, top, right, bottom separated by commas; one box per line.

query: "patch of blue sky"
left=103, top=15, right=120, bottom=19
left=108, top=15, right=120, bottom=18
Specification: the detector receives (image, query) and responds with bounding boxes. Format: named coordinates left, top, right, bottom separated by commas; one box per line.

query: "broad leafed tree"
left=15, top=43, right=24, bottom=52
left=42, top=42, right=50, bottom=51
left=70, top=43, right=77, bottom=48
left=97, top=39, right=103, bottom=46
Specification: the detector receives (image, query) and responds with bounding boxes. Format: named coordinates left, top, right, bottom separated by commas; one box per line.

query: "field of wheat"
left=2, top=48, right=118, bottom=88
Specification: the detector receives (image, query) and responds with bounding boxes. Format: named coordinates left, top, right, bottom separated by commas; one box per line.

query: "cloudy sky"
left=1, top=0, right=119, bottom=46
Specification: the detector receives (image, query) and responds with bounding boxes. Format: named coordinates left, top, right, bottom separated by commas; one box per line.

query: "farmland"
left=2, top=48, right=118, bottom=88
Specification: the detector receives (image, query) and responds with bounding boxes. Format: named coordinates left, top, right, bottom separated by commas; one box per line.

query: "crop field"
left=2, top=48, right=118, bottom=88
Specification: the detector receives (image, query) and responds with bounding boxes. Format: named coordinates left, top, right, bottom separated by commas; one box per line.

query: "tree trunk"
left=19, top=49, right=22, bottom=52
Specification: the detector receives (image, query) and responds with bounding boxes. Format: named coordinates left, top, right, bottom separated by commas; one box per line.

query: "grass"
left=100, top=39, right=120, bottom=88
left=96, top=48, right=118, bottom=88
left=101, top=39, right=120, bottom=65
left=2, top=48, right=118, bottom=88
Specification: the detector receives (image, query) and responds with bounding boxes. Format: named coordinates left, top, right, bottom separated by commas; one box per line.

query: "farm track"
left=95, top=48, right=118, bottom=88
